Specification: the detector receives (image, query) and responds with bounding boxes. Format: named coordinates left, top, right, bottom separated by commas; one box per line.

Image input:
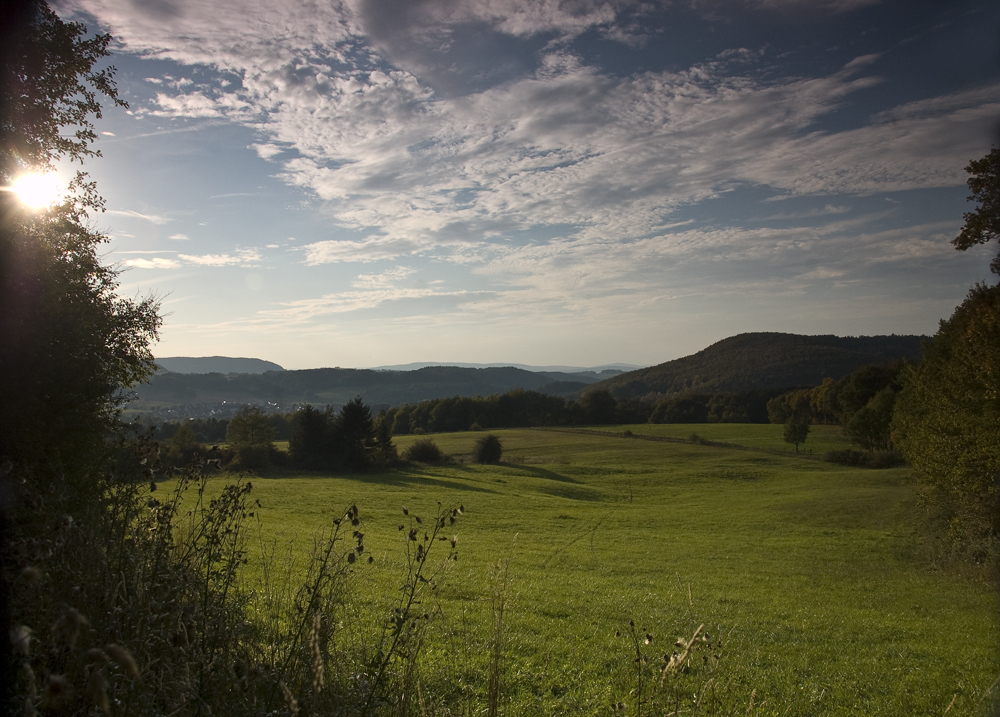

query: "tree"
left=843, top=386, right=896, bottom=453
left=167, top=422, right=201, bottom=465
left=472, top=434, right=503, bottom=464
left=579, top=389, right=617, bottom=424
left=767, top=389, right=811, bottom=425
left=892, top=282, right=1000, bottom=557
left=783, top=416, right=810, bottom=453
left=891, top=144, right=1000, bottom=566
left=809, top=378, right=838, bottom=424
left=373, top=409, right=398, bottom=468
left=952, top=146, right=1000, bottom=275
left=0, top=2, right=160, bottom=491
left=289, top=404, right=333, bottom=469
left=335, top=396, right=375, bottom=471
left=227, top=405, right=275, bottom=470
left=2, top=6, right=159, bottom=710
left=649, top=394, right=709, bottom=424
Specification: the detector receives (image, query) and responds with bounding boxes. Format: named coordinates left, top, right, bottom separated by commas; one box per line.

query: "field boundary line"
left=530, top=426, right=821, bottom=460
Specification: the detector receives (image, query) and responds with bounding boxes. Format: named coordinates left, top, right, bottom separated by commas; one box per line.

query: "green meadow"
left=226, top=426, right=997, bottom=716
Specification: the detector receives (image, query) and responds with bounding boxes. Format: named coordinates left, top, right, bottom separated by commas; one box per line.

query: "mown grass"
left=221, top=426, right=996, bottom=715
left=614, top=422, right=851, bottom=455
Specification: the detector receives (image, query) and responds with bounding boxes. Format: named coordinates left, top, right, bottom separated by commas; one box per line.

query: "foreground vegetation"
left=164, top=427, right=996, bottom=716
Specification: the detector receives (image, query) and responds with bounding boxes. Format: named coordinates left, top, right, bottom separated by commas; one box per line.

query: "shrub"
left=403, top=437, right=446, bottom=463
left=472, top=434, right=503, bottom=464
left=822, top=449, right=904, bottom=469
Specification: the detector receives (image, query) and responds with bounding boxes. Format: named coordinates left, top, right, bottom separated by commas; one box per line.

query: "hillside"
left=594, top=332, right=925, bottom=398
left=133, top=365, right=608, bottom=415
left=156, top=356, right=285, bottom=374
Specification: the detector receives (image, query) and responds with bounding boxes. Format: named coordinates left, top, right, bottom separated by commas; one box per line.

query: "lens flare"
left=13, top=172, right=63, bottom=209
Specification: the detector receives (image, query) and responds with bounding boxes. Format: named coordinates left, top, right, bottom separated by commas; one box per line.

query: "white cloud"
left=148, top=91, right=251, bottom=118
left=70, top=1, right=999, bottom=263
left=264, top=285, right=470, bottom=321
left=352, top=265, right=417, bottom=288
left=168, top=233, right=190, bottom=240
left=301, top=237, right=429, bottom=264
left=177, top=249, right=262, bottom=266
left=252, top=143, right=284, bottom=159
left=106, top=208, right=172, bottom=224
left=124, top=257, right=181, bottom=269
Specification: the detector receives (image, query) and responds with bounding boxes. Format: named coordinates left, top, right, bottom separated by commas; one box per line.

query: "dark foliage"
left=336, top=395, right=375, bottom=472
left=822, top=449, right=905, bottom=469
left=579, top=389, right=617, bottom=424
left=289, top=404, right=332, bottom=469
left=402, top=438, right=446, bottom=463
left=952, top=145, right=1000, bottom=275
left=783, top=417, right=810, bottom=452
left=472, top=434, right=504, bottom=464
left=648, top=388, right=788, bottom=424
left=893, top=281, right=1000, bottom=566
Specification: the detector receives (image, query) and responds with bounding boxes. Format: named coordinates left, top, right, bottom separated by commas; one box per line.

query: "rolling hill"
left=156, top=356, right=285, bottom=374
left=133, top=365, right=611, bottom=413
left=593, top=332, right=926, bottom=398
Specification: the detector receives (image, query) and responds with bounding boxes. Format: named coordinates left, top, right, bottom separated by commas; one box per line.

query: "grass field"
left=213, top=425, right=997, bottom=716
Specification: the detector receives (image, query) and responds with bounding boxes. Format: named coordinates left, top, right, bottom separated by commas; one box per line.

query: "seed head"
left=18, top=566, right=42, bottom=588
left=42, top=674, right=73, bottom=712
left=10, top=625, right=31, bottom=656
left=105, top=643, right=140, bottom=679
left=84, top=669, right=110, bottom=713
left=52, top=607, right=89, bottom=649
left=85, top=648, right=110, bottom=664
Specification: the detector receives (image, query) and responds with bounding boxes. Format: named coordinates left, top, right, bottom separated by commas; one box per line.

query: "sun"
left=12, top=172, right=63, bottom=209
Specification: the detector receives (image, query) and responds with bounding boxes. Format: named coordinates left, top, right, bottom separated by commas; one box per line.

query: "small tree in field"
left=472, top=434, right=503, bottom=464
left=783, top=416, right=810, bottom=453
left=403, top=438, right=445, bottom=463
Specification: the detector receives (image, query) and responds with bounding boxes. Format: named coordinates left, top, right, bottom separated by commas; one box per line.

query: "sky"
left=52, top=0, right=1000, bottom=370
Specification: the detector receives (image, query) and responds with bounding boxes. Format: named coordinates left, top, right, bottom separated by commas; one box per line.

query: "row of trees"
left=380, top=386, right=799, bottom=435
left=766, top=360, right=906, bottom=453
left=207, top=398, right=397, bottom=472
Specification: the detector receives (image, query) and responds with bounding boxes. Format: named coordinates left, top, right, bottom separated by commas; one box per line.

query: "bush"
left=822, top=449, right=904, bottom=469
left=403, top=437, right=446, bottom=463
left=472, top=434, right=503, bottom=464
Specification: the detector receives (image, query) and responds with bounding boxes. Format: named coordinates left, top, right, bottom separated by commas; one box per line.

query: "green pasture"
left=617, top=422, right=852, bottom=455
left=206, top=426, right=996, bottom=716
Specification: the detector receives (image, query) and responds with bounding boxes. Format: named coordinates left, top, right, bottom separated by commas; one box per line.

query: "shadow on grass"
left=351, top=467, right=498, bottom=493
left=270, top=466, right=498, bottom=493
left=506, top=464, right=603, bottom=501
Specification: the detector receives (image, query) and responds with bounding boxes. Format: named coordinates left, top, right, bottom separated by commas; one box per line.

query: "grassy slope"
left=233, top=427, right=996, bottom=716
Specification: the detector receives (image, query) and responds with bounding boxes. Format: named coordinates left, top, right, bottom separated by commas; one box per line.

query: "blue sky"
left=58, top=0, right=1000, bottom=370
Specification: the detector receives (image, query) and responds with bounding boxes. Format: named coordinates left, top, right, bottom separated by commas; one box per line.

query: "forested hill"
left=156, top=356, right=285, bottom=374
left=594, top=332, right=926, bottom=398
left=134, top=364, right=618, bottom=411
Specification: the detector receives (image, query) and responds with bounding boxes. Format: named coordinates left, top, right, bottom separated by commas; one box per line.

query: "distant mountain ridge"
left=594, top=332, right=926, bottom=398
left=157, top=356, right=285, bottom=374
left=140, top=333, right=927, bottom=418
left=134, top=364, right=611, bottom=412
left=372, top=361, right=642, bottom=373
